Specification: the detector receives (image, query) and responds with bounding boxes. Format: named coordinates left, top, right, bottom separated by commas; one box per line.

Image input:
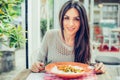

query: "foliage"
left=40, top=19, right=53, bottom=37
left=48, top=0, right=54, bottom=9
left=0, top=52, right=2, bottom=57
left=0, top=0, right=24, bottom=23
left=40, top=0, right=54, bottom=38
left=0, top=23, right=26, bottom=49
left=0, top=0, right=25, bottom=49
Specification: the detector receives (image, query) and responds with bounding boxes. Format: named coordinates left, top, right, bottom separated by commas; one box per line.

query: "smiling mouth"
left=67, top=27, right=75, bottom=31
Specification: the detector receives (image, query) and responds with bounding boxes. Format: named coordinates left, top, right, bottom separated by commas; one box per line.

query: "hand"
left=30, top=62, right=45, bottom=72
left=94, top=62, right=106, bottom=74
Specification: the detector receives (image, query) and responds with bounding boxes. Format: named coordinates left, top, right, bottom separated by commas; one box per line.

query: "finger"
left=32, top=67, right=39, bottom=72
left=95, top=69, right=102, bottom=74
left=30, top=62, right=45, bottom=72
left=36, top=62, right=45, bottom=71
left=31, top=64, right=39, bottom=72
left=99, top=65, right=106, bottom=73
left=39, top=62, right=45, bottom=68
left=95, top=67, right=105, bottom=74
left=95, top=63, right=106, bottom=74
left=95, top=62, right=103, bottom=71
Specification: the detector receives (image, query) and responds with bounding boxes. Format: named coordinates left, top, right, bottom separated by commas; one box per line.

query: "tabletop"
left=13, top=66, right=120, bottom=80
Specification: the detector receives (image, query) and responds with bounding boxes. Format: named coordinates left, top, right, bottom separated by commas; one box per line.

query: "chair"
left=102, top=27, right=119, bottom=51
left=95, top=56, right=120, bottom=65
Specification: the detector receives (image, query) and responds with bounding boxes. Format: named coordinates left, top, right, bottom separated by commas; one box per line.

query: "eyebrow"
left=64, top=15, right=80, bottom=18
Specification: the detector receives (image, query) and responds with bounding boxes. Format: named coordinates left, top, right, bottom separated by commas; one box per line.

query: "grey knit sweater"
left=37, top=29, right=75, bottom=63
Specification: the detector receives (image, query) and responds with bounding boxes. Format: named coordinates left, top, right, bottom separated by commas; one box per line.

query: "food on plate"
left=45, top=62, right=91, bottom=78
left=57, top=65, right=84, bottom=73
left=51, top=65, right=84, bottom=74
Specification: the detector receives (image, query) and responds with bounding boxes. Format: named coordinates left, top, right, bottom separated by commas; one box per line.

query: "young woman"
left=31, top=0, right=105, bottom=74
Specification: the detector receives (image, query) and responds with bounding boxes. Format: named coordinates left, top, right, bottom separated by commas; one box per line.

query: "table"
left=13, top=66, right=120, bottom=80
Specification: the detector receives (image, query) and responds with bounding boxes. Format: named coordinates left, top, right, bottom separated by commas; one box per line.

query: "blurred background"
left=0, top=0, right=120, bottom=80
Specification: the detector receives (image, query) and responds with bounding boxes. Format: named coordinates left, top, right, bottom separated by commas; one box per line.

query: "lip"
left=67, top=27, right=75, bottom=31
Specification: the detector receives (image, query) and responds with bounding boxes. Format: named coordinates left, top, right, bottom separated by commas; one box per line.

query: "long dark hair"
left=59, top=0, right=91, bottom=64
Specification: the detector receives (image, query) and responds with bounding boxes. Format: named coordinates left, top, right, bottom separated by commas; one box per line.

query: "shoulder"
left=43, top=29, right=59, bottom=44
left=45, top=29, right=59, bottom=36
left=47, top=29, right=59, bottom=33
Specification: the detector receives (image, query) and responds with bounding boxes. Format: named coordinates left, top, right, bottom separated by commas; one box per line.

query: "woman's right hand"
left=30, top=62, right=45, bottom=72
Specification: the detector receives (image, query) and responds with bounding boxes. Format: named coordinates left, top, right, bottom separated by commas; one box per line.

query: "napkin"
left=26, top=73, right=45, bottom=80
left=44, top=72, right=97, bottom=80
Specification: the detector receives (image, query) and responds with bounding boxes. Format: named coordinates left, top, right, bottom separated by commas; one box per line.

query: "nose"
left=69, top=19, right=74, bottom=26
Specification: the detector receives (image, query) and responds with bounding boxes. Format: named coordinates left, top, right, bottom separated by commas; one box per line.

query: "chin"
left=68, top=31, right=76, bottom=35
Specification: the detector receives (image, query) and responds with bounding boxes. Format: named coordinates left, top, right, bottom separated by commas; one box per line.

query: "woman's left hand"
left=94, top=62, right=106, bottom=74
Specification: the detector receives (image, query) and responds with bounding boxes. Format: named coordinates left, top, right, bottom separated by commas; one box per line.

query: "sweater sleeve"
left=36, top=30, right=50, bottom=63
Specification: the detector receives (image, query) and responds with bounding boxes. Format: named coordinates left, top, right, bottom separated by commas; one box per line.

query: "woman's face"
left=63, top=8, right=80, bottom=36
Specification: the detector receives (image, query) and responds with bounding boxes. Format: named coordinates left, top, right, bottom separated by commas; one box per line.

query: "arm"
left=31, top=31, right=50, bottom=72
left=36, top=31, right=49, bottom=63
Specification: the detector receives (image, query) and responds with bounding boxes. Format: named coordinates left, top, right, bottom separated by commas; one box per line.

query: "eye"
left=64, top=16, right=69, bottom=20
left=74, top=17, right=80, bottom=21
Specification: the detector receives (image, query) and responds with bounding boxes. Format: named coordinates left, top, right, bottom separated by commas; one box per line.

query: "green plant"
left=40, top=19, right=53, bottom=37
left=0, top=0, right=24, bottom=23
left=0, top=23, right=26, bottom=49
left=0, top=52, right=2, bottom=57
left=0, top=0, right=25, bottom=49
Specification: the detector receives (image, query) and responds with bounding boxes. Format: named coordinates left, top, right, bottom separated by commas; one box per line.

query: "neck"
left=63, top=31, right=75, bottom=46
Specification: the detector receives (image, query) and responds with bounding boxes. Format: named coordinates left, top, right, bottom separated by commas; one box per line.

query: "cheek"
left=76, top=24, right=80, bottom=30
left=63, top=22, right=67, bottom=28
left=77, top=22, right=80, bottom=27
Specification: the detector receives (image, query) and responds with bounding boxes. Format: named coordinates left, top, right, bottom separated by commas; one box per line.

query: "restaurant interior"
left=0, top=0, right=120, bottom=80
